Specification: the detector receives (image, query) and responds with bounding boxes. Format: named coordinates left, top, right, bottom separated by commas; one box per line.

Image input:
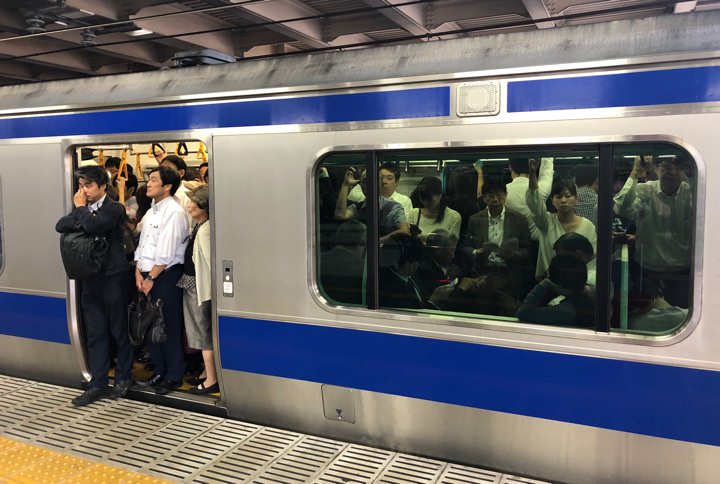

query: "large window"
left=315, top=143, right=696, bottom=337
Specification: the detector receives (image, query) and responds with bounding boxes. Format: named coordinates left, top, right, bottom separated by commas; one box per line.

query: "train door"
left=64, top=139, right=223, bottom=411
left=0, top=141, right=82, bottom=385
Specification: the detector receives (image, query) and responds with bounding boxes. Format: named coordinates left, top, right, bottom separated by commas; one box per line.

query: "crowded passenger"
left=378, top=233, right=424, bottom=309
left=56, top=166, right=133, bottom=406
left=134, top=166, right=189, bottom=395
left=320, top=220, right=367, bottom=305
left=178, top=186, right=218, bottom=394
left=526, top=157, right=597, bottom=279
left=408, top=177, right=462, bottom=242
left=506, top=157, right=554, bottom=237
left=160, top=154, right=192, bottom=227
left=613, top=155, right=693, bottom=307
left=414, top=229, right=461, bottom=301
left=465, top=178, right=533, bottom=300
left=446, top=165, right=482, bottom=241
left=516, top=253, right=594, bottom=327
left=334, top=167, right=409, bottom=242
left=574, top=165, right=598, bottom=224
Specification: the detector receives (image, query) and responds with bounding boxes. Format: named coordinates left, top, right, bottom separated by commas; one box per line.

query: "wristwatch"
left=145, top=274, right=156, bottom=282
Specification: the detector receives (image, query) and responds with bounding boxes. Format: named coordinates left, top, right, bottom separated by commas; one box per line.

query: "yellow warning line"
left=0, top=436, right=169, bottom=483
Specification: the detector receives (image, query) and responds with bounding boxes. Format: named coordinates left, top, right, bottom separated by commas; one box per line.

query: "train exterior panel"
left=0, top=12, right=719, bottom=482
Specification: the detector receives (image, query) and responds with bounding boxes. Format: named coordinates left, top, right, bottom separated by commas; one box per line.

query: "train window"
left=314, top=142, right=697, bottom=337
left=610, top=144, right=695, bottom=335
left=316, top=153, right=369, bottom=306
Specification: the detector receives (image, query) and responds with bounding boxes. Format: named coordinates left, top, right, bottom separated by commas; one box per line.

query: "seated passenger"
left=320, top=221, right=367, bottom=305
left=517, top=253, right=594, bottom=327
left=613, top=155, right=693, bottom=307
left=553, top=232, right=595, bottom=287
left=526, top=158, right=596, bottom=280
left=378, top=233, right=424, bottom=309
left=430, top=274, right=518, bottom=317
left=466, top=178, right=532, bottom=300
left=408, top=177, right=461, bottom=242
left=627, top=294, right=688, bottom=333
left=446, top=165, right=482, bottom=241
left=335, top=167, right=409, bottom=242
left=415, top=229, right=461, bottom=301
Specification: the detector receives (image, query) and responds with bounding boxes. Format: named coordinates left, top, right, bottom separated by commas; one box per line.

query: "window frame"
left=310, top=136, right=704, bottom=346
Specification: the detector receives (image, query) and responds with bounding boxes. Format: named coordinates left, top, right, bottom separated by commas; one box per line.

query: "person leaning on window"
left=134, top=166, right=189, bottom=395
left=55, top=165, right=134, bottom=406
left=517, top=253, right=595, bottom=328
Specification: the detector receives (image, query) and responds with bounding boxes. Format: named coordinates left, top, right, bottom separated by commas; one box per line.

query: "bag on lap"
left=128, top=293, right=167, bottom=345
left=59, top=232, right=109, bottom=280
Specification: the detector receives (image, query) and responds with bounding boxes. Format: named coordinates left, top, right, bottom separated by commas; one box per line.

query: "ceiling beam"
left=130, top=4, right=236, bottom=55
left=231, top=0, right=329, bottom=48
left=521, top=0, right=556, bottom=29
left=363, top=0, right=431, bottom=37
left=0, top=32, right=96, bottom=74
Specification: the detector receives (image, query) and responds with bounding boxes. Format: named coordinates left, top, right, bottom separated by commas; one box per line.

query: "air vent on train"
left=456, top=81, right=501, bottom=117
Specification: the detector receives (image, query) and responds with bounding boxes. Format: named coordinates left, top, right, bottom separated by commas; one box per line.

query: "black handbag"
left=59, top=231, right=109, bottom=280
left=128, top=292, right=167, bottom=345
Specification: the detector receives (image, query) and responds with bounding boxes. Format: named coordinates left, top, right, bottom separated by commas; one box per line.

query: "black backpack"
left=59, top=231, right=109, bottom=280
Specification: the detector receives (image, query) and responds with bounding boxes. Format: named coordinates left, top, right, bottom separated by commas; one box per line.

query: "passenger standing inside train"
left=55, top=166, right=134, bottom=406
left=134, top=167, right=189, bottom=395
left=408, top=177, right=462, bottom=242
left=526, top=158, right=596, bottom=280
left=160, top=155, right=192, bottom=228
left=343, top=163, right=413, bottom=221
left=505, top=157, right=554, bottom=238
left=178, top=186, right=218, bottom=395
left=574, top=165, right=598, bottom=224
left=334, top=167, right=409, bottom=242
left=613, top=155, right=693, bottom=307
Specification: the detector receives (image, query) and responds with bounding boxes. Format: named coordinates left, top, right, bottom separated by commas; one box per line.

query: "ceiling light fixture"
left=127, top=28, right=154, bottom=36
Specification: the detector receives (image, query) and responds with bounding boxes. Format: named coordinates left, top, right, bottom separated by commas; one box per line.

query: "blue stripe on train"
left=219, top=316, right=720, bottom=447
left=0, top=87, right=450, bottom=139
left=0, top=292, right=69, bottom=344
left=507, top=65, right=720, bottom=112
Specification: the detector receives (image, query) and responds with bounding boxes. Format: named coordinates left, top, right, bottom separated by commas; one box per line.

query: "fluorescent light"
left=79, top=9, right=95, bottom=15
left=127, top=28, right=154, bottom=36
left=674, top=1, right=697, bottom=13
left=55, top=20, right=68, bottom=26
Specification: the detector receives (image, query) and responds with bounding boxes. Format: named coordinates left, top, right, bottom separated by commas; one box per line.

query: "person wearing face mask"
left=55, top=166, right=133, bottom=406
left=613, top=155, right=693, bottom=307
left=526, top=158, right=597, bottom=280
left=408, top=177, right=461, bottom=243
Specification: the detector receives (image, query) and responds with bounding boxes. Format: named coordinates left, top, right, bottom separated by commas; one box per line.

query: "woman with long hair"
left=408, top=177, right=461, bottom=243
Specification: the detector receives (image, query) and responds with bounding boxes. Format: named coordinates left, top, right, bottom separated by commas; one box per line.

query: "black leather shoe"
left=155, top=380, right=181, bottom=395
left=188, top=382, right=219, bottom=395
left=110, top=380, right=132, bottom=399
left=71, top=387, right=110, bottom=407
left=136, top=374, right=164, bottom=388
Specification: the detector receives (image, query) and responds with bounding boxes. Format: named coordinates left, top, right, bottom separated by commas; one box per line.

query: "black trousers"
left=81, top=271, right=133, bottom=388
left=146, top=265, right=185, bottom=381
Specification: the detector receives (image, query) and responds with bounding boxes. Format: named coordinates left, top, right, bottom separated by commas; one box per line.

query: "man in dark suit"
left=465, top=178, right=533, bottom=301
left=56, top=165, right=133, bottom=406
left=320, top=221, right=366, bottom=305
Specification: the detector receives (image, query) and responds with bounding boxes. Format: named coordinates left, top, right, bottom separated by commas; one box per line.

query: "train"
left=1, top=11, right=720, bottom=483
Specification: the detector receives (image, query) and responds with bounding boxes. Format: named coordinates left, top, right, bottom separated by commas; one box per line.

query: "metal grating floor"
left=0, top=376, right=552, bottom=483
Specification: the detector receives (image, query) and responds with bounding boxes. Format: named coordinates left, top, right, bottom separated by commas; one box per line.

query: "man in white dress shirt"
left=134, top=166, right=189, bottom=395
left=505, top=157, right=554, bottom=239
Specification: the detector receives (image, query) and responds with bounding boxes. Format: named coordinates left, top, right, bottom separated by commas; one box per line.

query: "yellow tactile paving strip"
left=0, top=436, right=168, bottom=483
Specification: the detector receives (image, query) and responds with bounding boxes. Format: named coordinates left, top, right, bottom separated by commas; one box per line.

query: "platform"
left=0, top=375, right=549, bottom=483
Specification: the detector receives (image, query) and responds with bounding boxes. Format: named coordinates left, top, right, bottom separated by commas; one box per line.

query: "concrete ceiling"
left=0, top=0, right=716, bottom=86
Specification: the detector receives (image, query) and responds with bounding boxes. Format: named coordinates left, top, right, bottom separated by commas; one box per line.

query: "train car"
left=1, top=11, right=719, bottom=483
